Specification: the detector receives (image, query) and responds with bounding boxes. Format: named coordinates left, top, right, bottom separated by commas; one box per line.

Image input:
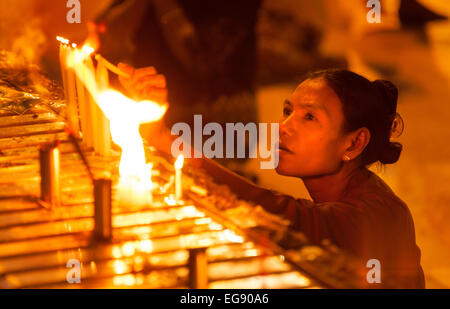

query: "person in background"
left=131, top=0, right=262, bottom=176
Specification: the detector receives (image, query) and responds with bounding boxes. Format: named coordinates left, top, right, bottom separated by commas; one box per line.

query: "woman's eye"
left=304, top=113, right=315, bottom=121
left=283, top=107, right=292, bottom=117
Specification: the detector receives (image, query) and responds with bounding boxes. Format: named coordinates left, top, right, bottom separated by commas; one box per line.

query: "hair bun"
left=379, top=141, right=402, bottom=164
left=372, top=79, right=398, bottom=114
left=372, top=80, right=402, bottom=164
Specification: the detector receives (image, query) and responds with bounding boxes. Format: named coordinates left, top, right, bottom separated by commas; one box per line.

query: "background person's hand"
left=117, top=63, right=168, bottom=103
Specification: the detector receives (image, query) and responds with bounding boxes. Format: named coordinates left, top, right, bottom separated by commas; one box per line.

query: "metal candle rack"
left=93, top=178, right=112, bottom=242
left=39, top=141, right=61, bottom=208
left=188, top=247, right=208, bottom=289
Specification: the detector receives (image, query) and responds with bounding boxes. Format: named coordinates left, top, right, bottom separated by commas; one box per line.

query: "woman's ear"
left=343, top=127, right=371, bottom=161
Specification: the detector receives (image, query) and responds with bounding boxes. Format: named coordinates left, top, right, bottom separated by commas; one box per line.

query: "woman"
left=119, top=65, right=425, bottom=288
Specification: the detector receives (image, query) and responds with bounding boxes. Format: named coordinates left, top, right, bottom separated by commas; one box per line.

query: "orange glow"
left=112, top=260, right=128, bottom=275
left=139, top=239, right=153, bottom=253
left=82, top=25, right=100, bottom=53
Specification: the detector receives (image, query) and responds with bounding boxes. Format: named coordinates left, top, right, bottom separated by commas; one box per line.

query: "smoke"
left=0, top=0, right=46, bottom=66
left=12, top=18, right=46, bottom=65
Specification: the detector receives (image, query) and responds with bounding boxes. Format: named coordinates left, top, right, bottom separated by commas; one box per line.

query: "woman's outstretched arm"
left=140, top=119, right=289, bottom=213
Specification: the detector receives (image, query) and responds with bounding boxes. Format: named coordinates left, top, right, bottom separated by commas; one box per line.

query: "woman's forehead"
left=291, top=78, right=342, bottom=115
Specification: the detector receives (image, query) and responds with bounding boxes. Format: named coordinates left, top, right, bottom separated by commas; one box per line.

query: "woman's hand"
left=118, top=63, right=172, bottom=153
left=117, top=63, right=168, bottom=103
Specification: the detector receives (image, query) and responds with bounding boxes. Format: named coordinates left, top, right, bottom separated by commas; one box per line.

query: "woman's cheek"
left=297, top=136, right=331, bottom=173
left=313, top=138, right=342, bottom=173
left=276, top=151, right=301, bottom=176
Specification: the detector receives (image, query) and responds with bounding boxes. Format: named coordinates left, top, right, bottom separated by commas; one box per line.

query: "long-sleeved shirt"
left=265, top=169, right=425, bottom=288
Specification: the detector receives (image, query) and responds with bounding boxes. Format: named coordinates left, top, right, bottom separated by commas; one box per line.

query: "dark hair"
left=307, top=69, right=402, bottom=166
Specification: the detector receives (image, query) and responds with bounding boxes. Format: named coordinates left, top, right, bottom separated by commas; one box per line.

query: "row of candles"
left=57, top=36, right=112, bottom=157
left=56, top=36, right=185, bottom=207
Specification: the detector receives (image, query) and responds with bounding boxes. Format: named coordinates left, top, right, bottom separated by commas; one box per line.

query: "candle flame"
left=81, top=44, right=95, bottom=56
left=96, top=90, right=166, bottom=179
left=164, top=195, right=177, bottom=206
left=175, top=155, right=184, bottom=170
left=56, top=36, right=69, bottom=45
left=82, top=26, right=100, bottom=52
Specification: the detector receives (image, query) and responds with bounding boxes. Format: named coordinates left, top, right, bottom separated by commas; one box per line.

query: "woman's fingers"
left=117, top=62, right=134, bottom=83
left=138, top=87, right=168, bottom=103
left=117, top=62, right=134, bottom=93
left=116, top=63, right=168, bottom=102
left=118, top=63, right=158, bottom=87
left=133, top=66, right=157, bottom=79
left=134, top=75, right=167, bottom=90
left=117, top=62, right=134, bottom=75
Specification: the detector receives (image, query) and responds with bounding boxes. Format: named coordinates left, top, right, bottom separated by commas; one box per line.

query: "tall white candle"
left=95, top=57, right=111, bottom=156
left=85, top=56, right=96, bottom=149
left=75, top=73, right=91, bottom=144
left=64, top=43, right=81, bottom=138
left=58, top=42, right=69, bottom=104
left=57, top=37, right=80, bottom=138
left=175, top=155, right=184, bottom=201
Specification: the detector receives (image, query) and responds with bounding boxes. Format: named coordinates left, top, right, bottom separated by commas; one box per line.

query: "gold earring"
left=343, top=155, right=351, bottom=161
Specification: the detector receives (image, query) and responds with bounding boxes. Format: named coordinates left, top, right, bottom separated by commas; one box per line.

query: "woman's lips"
left=278, top=143, right=293, bottom=154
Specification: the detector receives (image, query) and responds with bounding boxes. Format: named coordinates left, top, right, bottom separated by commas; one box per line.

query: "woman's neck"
left=302, top=162, right=367, bottom=203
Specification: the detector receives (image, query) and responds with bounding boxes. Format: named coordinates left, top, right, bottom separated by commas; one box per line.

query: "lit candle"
left=96, top=54, right=109, bottom=89
left=72, top=42, right=92, bottom=148
left=66, top=66, right=80, bottom=136
left=64, top=41, right=81, bottom=138
left=87, top=92, right=98, bottom=150
left=57, top=37, right=81, bottom=138
left=175, top=155, right=184, bottom=202
left=57, top=37, right=69, bottom=107
left=75, top=71, right=90, bottom=145
left=96, top=56, right=112, bottom=156
left=85, top=55, right=96, bottom=149
left=164, top=194, right=177, bottom=206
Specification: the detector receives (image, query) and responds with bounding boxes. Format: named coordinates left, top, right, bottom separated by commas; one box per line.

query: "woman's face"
left=276, top=78, right=349, bottom=178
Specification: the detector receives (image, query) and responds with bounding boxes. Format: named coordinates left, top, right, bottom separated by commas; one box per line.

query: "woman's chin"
left=275, top=164, right=298, bottom=177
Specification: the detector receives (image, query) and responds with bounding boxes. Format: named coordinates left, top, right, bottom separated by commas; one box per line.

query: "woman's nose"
left=279, top=117, right=293, bottom=137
